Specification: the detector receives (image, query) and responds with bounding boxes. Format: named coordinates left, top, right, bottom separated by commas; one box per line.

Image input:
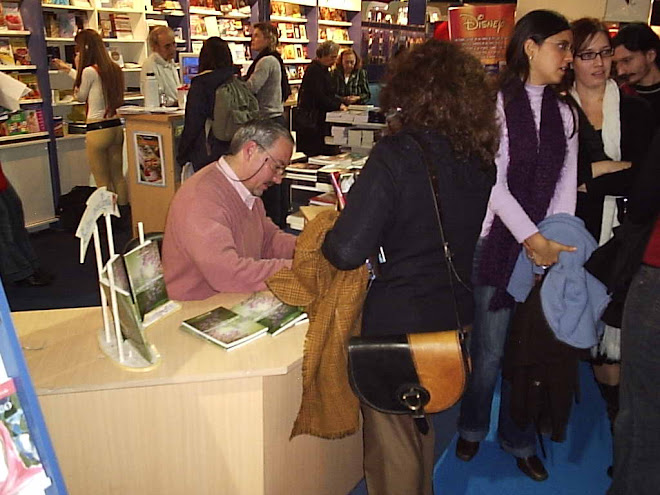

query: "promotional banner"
left=448, top=4, right=516, bottom=74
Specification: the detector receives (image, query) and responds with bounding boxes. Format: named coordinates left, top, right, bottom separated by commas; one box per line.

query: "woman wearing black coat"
left=569, top=18, right=655, bottom=448
left=177, top=37, right=236, bottom=172
left=322, top=40, right=498, bottom=495
left=296, top=40, right=346, bottom=156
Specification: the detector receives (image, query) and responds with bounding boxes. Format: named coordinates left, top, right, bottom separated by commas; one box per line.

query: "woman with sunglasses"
left=568, top=17, right=654, bottom=465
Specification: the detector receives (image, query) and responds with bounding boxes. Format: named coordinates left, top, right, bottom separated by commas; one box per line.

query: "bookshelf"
left=187, top=1, right=254, bottom=72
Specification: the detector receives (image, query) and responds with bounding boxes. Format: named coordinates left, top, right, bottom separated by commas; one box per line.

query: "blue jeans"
left=457, top=242, right=537, bottom=458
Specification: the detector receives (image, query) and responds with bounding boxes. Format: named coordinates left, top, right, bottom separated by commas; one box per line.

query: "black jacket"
left=322, top=129, right=495, bottom=336
left=177, top=67, right=235, bottom=171
left=296, top=60, right=342, bottom=156
left=576, top=91, right=654, bottom=240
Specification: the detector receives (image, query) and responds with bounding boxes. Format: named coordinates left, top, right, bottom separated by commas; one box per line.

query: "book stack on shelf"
left=181, top=292, right=307, bottom=350
left=318, top=6, right=353, bottom=44
left=271, top=0, right=310, bottom=89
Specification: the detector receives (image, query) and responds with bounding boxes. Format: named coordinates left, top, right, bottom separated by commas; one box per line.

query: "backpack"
left=211, top=77, right=259, bottom=141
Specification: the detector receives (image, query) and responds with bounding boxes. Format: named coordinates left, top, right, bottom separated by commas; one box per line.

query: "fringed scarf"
left=246, top=48, right=292, bottom=102
left=479, top=80, right=567, bottom=310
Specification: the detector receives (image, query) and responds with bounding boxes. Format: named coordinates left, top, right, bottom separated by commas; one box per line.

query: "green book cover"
left=231, top=292, right=307, bottom=336
left=181, top=306, right=267, bottom=350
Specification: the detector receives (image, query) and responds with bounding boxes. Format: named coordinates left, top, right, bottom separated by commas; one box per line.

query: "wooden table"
left=12, top=293, right=363, bottom=495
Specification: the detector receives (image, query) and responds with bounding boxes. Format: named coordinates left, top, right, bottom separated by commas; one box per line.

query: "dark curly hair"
left=380, top=39, right=499, bottom=165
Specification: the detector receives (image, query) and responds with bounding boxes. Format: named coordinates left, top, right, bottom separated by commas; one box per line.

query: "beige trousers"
left=85, top=125, right=127, bottom=205
left=361, top=405, right=436, bottom=495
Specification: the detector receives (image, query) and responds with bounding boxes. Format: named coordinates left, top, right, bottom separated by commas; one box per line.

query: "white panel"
left=0, top=142, right=56, bottom=227
left=56, top=136, right=90, bottom=194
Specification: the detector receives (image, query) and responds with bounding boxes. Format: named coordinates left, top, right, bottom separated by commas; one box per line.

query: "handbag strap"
left=408, top=133, right=467, bottom=334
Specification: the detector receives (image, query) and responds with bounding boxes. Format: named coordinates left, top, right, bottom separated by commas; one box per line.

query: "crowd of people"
left=5, top=10, right=657, bottom=495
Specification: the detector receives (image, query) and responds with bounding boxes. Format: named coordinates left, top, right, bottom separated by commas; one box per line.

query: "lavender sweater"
left=162, top=162, right=296, bottom=300
left=481, top=83, right=578, bottom=242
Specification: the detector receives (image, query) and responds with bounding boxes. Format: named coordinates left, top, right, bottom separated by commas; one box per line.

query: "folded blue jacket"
left=507, top=213, right=610, bottom=349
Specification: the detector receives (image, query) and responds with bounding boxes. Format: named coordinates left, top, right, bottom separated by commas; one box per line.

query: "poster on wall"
left=604, top=0, right=653, bottom=23
left=448, top=3, right=516, bottom=75
left=134, top=132, right=165, bottom=187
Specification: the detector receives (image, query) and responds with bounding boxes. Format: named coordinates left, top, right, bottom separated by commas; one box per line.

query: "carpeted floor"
left=433, top=361, right=612, bottom=495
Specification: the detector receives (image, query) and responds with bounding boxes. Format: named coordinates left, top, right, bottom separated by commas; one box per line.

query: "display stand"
left=0, top=282, right=68, bottom=494
left=123, top=110, right=184, bottom=235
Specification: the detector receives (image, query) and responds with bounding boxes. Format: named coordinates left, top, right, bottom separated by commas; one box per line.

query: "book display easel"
left=0, top=287, right=67, bottom=493
left=75, top=187, right=180, bottom=368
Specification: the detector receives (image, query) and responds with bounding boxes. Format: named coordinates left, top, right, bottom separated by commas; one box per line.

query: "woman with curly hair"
left=322, top=39, right=499, bottom=495
left=330, top=48, right=371, bottom=105
left=455, top=10, right=578, bottom=482
left=53, top=29, right=126, bottom=209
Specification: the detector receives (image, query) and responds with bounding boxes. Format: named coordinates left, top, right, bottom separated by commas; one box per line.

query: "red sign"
left=448, top=4, right=516, bottom=73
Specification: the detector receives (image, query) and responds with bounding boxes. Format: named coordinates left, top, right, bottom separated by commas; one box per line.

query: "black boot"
left=597, top=383, right=619, bottom=433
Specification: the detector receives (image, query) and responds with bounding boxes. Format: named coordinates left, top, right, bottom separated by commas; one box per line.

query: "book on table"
left=231, top=292, right=307, bottom=337
left=181, top=306, right=268, bottom=350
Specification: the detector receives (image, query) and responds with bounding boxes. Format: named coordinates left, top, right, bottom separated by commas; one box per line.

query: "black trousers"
left=0, top=184, right=39, bottom=283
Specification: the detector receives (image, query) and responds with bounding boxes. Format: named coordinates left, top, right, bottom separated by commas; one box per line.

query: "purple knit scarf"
left=478, top=80, right=567, bottom=310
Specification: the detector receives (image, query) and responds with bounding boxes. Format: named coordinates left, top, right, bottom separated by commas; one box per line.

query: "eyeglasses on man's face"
left=258, top=145, right=289, bottom=176
left=575, top=48, right=614, bottom=61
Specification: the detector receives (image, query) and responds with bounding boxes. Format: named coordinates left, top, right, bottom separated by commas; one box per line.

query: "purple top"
left=481, top=83, right=578, bottom=242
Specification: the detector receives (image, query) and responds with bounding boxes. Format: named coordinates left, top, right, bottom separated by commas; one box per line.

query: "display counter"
left=124, top=112, right=185, bottom=236
left=12, top=292, right=363, bottom=495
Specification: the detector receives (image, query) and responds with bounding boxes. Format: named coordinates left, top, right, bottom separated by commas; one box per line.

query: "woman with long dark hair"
left=455, top=10, right=578, bottom=482
left=322, top=39, right=499, bottom=495
left=53, top=29, right=126, bottom=211
left=177, top=37, right=235, bottom=172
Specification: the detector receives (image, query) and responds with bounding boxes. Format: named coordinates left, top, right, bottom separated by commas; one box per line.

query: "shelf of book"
left=97, top=7, right=143, bottom=13
left=271, top=15, right=307, bottom=23
left=279, top=37, right=309, bottom=43
left=0, top=30, right=31, bottom=36
left=20, top=98, right=43, bottom=104
left=44, top=36, right=75, bottom=42
left=282, top=57, right=310, bottom=63
left=0, top=64, right=36, bottom=70
left=188, top=6, right=249, bottom=18
left=102, top=37, right=144, bottom=42
left=40, top=3, right=94, bottom=11
left=0, top=131, right=49, bottom=143
left=318, top=19, right=351, bottom=26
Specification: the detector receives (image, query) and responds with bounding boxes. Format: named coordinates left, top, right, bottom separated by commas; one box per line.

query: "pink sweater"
left=162, top=163, right=296, bottom=300
left=481, top=84, right=578, bottom=243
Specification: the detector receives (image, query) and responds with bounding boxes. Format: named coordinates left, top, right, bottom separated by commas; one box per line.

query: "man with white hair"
left=140, top=26, right=181, bottom=107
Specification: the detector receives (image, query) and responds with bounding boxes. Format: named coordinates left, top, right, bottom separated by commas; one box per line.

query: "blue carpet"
left=433, top=361, right=612, bottom=495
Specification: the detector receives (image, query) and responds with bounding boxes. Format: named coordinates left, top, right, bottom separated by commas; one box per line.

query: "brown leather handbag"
left=347, top=135, right=471, bottom=434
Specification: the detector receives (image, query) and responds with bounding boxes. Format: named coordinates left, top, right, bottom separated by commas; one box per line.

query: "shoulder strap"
left=407, top=133, right=468, bottom=333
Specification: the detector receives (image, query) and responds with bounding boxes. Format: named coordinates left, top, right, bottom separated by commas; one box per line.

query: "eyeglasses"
left=575, top=48, right=614, bottom=61
left=258, top=145, right=289, bottom=176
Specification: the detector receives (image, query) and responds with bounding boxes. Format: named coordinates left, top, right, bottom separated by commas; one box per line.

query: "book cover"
left=0, top=379, right=52, bottom=494
left=58, top=12, right=76, bottom=38
left=9, top=38, right=30, bottom=65
left=113, top=14, right=133, bottom=39
left=123, top=240, right=170, bottom=321
left=181, top=306, right=268, bottom=349
left=16, top=73, right=40, bottom=99
left=0, top=38, right=13, bottom=66
left=100, top=259, right=155, bottom=363
left=3, top=5, right=24, bottom=31
left=6, top=111, right=28, bottom=135
left=231, top=292, right=307, bottom=336
left=204, top=16, right=219, bottom=37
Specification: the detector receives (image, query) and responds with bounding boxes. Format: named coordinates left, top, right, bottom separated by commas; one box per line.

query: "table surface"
left=11, top=292, right=308, bottom=396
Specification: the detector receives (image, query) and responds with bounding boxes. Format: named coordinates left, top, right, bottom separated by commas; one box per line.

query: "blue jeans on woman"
left=457, top=241, right=537, bottom=458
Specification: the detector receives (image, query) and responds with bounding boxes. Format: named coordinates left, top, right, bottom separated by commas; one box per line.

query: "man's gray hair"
left=316, top=40, right=339, bottom=59
left=148, top=26, right=174, bottom=50
left=229, top=119, right=294, bottom=155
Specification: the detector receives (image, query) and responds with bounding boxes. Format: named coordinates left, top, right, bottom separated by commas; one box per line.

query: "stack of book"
left=181, top=292, right=307, bottom=351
